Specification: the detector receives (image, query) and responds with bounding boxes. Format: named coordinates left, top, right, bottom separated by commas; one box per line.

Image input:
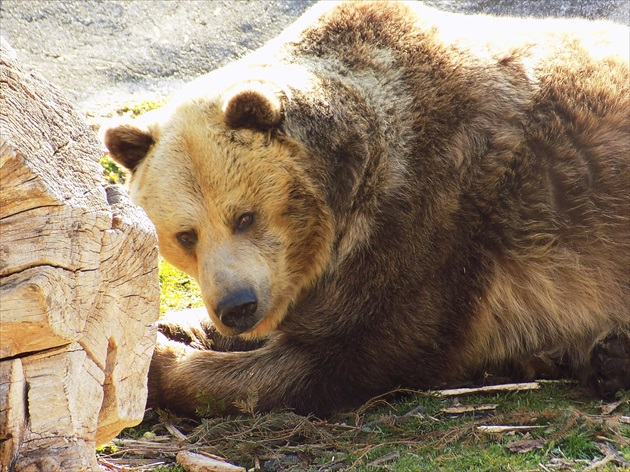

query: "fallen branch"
left=600, top=400, right=623, bottom=415
left=440, top=404, right=498, bottom=415
left=505, top=438, right=544, bottom=454
left=477, top=425, right=545, bottom=434
left=177, top=451, right=245, bottom=472
left=366, top=451, right=400, bottom=467
left=583, top=442, right=630, bottom=471
left=165, top=422, right=189, bottom=441
left=435, top=382, right=540, bottom=397
left=198, top=451, right=233, bottom=463
left=362, top=404, right=427, bottom=430
left=99, top=459, right=126, bottom=471
left=98, top=458, right=168, bottom=471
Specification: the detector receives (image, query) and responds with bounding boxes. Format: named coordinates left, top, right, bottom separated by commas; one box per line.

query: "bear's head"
left=105, top=79, right=334, bottom=338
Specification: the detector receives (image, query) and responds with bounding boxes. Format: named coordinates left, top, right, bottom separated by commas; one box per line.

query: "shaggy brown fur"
left=105, top=1, right=629, bottom=416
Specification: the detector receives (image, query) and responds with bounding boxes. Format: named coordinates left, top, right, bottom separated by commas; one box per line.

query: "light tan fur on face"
left=129, top=100, right=334, bottom=339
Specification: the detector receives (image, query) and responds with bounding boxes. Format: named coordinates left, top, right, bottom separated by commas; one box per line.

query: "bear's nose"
left=216, top=288, right=258, bottom=333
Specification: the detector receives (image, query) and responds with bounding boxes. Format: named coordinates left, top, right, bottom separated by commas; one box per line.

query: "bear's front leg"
left=147, top=334, right=352, bottom=417
left=158, top=308, right=266, bottom=352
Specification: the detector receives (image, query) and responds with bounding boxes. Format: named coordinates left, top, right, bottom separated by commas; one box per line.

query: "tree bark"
left=0, top=39, right=160, bottom=471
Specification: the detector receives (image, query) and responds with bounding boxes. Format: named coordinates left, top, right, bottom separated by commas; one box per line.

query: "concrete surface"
left=1, top=0, right=628, bottom=117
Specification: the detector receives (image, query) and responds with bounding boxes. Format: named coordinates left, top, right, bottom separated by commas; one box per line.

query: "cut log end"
left=0, top=43, right=159, bottom=470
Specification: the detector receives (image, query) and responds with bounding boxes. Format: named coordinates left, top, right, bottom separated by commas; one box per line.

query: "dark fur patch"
left=589, top=334, right=630, bottom=399
left=104, top=124, right=154, bottom=171
left=223, top=87, right=284, bottom=130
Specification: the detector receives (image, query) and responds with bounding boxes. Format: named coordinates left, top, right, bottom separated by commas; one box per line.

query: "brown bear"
left=105, top=1, right=629, bottom=416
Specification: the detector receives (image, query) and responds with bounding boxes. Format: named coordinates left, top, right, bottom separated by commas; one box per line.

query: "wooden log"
left=0, top=359, right=26, bottom=469
left=0, top=40, right=160, bottom=471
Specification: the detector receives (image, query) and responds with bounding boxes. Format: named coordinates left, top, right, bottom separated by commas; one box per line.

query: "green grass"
left=116, top=99, right=167, bottom=118
left=100, top=154, right=127, bottom=184
left=158, top=259, right=203, bottom=314
left=100, top=381, right=629, bottom=471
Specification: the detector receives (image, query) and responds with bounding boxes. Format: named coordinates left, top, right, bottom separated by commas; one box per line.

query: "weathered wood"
left=440, top=404, right=498, bottom=415
left=176, top=451, right=246, bottom=472
left=477, top=425, right=546, bottom=433
left=0, top=359, right=25, bottom=469
left=0, top=41, right=160, bottom=471
left=434, top=382, right=541, bottom=397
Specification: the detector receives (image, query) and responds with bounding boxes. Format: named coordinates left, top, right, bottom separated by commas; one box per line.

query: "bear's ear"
left=222, top=82, right=284, bottom=131
left=104, top=123, right=154, bottom=172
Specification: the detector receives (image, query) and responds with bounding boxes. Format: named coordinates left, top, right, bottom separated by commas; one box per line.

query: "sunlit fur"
left=105, top=1, right=629, bottom=416
left=126, top=102, right=334, bottom=339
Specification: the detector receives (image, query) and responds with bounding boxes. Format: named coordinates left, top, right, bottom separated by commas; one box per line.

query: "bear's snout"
left=216, top=287, right=259, bottom=334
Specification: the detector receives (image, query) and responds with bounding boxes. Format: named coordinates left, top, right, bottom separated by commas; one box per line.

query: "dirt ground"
left=2, top=0, right=628, bottom=118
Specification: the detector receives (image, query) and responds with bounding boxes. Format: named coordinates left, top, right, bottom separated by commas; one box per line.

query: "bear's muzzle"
left=216, top=287, right=259, bottom=334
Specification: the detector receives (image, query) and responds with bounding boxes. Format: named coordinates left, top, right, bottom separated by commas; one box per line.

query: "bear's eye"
left=176, top=230, right=198, bottom=248
left=235, top=212, right=255, bottom=232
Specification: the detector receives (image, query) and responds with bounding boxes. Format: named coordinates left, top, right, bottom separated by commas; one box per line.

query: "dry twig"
left=436, top=382, right=540, bottom=397
left=477, top=425, right=546, bottom=434
left=440, top=404, right=498, bottom=415
left=366, top=451, right=400, bottom=467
